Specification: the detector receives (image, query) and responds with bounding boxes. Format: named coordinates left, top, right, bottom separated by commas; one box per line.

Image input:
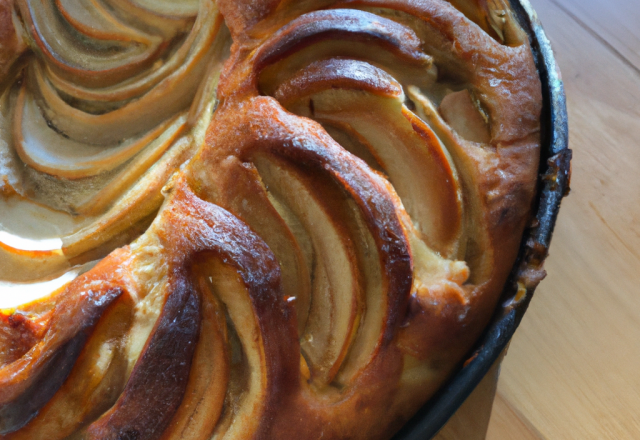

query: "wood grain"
left=546, top=0, right=640, bottom=73
left=486, top=393, right=544, bottom=440
left=435, top=356, right=503, bottom=440
left=488, top=0, right=640, bottom=438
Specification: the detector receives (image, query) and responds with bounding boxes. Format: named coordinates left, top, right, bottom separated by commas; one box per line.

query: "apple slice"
left=2, top=16, right=226, bottom=269
left=6, top=293, right=135, bottom=440
left=45, top=3, right=225, bottom=105
left=61, top=134, right=195, bottom=259
left=254, top=155, right=362, bottom=387
left=73, top=114, right=188, bottom=214
left=55, top=0, right=159, bottom=44
left=275, top=61, right=463, bottom=257
left=0, top=261, right=97, bottom=308
left=17, top=0, right=163, bottom=88
left=255, top=9, right=429, bottom=69
left=0, top=158, right=93, bottom=282
left=444, top=0, right=528, bottom=44
left=0, top=249, right=131, bottom=435
left=14, top=3, right=223, bottom=153
left=81, top=272, right=200, bottom=440
left=2, top=176, right=299, bottom=439
left=439, top=89, right=491, bottom=144
left=126, top=0, right=199, bottom=19
left=152, top=181, right=298, bottom=440
left=0, top=240, right=71, bottom=284
left=339, top=0, right=542, bottom=145
left=30, top=34, right=215, bottom=147
left=252, top=9, right=433, bottom=96
left=157, top=277, right=229, bottom=440
left=191, top=97, right=413, bottom=387
left=199, top=155, right=312, bottom=335
left=13, top=84, right=182, bottom=179
left=191, top=98, right=413, bottom=436
left=0, top=131, right=193, bottom=284
left=102, top=0, right=197, bottom=38
left=273, top=57, right=404, bottom=102
left=191, top=260, right=272, bottom=440
left=0, top=2, right=228, bottom=285
left=319, top=122, right=385, bottom=174
left=406, top=86, right=492, bottom=280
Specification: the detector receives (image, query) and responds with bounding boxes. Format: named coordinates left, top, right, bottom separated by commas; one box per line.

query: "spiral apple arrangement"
left=0, top=0, right=542, bottom=439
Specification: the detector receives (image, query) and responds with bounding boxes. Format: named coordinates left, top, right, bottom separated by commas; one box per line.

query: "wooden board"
left=485, top=0, right=640, bottom=438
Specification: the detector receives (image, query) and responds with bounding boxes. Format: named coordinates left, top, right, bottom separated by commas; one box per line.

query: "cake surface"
left=0, top=0, right=542, bottom=438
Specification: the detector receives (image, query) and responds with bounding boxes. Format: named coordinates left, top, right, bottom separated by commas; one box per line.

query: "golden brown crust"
left=0, top=0, right=25, bottom=84
left=0, top=1, right=542, bottom=439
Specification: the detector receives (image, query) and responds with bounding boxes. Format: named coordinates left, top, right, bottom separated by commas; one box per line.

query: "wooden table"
left=485, top=0, right=640, bottom=438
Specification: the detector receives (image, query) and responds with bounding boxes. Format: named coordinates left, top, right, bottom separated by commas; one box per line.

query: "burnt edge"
left=392, top=0, right=571, bottom=438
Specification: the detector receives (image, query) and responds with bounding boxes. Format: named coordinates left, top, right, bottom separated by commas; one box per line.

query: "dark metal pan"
left=393, top=1, right=571, bottom=438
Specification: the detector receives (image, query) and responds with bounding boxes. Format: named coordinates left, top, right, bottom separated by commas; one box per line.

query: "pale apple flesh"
left=189, top=97, right=413, bottom=395
left=255, top=155, right=363, bottom=387
left=0, top=179, right=300, bottom=440
left=273, top=58, right=463, bottom=257
left=0, top=1, right=228, bottom=298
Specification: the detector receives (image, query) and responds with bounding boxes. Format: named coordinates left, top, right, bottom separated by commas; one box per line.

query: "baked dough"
left=0, top=0, right=542, bottom=438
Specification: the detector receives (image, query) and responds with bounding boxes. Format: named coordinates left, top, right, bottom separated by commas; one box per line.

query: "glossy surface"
left=0, top=1, right=544, bottom=438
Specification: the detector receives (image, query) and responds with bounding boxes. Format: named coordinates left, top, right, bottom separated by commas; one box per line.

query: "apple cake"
left=0, top=0, right=542, bottom=438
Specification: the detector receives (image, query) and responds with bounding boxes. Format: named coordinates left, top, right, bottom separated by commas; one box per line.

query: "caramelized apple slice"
left=274, top=58, right=403, bottom=101
left=251, top=9, right=433, bottom=96
left=407, top=86, right=493, bottom=279
left=191, top=97, right=413, bottom=388
left=255, top=9, right=429, bottom=67
left=202, top=156, right=312, bottom=334
left=156, top=181, right=298, bottom=440
left=0, top=249, right=132, bottom=435
left=275, top=60, right=463, bottom=257
left=255, top=156, right=362, bottom=386
left=157, top=278, right=229, bottom=440
left=341, top=0, right=542, bottom=145
left=6, top=293, right=135, bottom=440
left=82, top=273, right=200, bottom=440
left=195, top=260, right=272, bottom=439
